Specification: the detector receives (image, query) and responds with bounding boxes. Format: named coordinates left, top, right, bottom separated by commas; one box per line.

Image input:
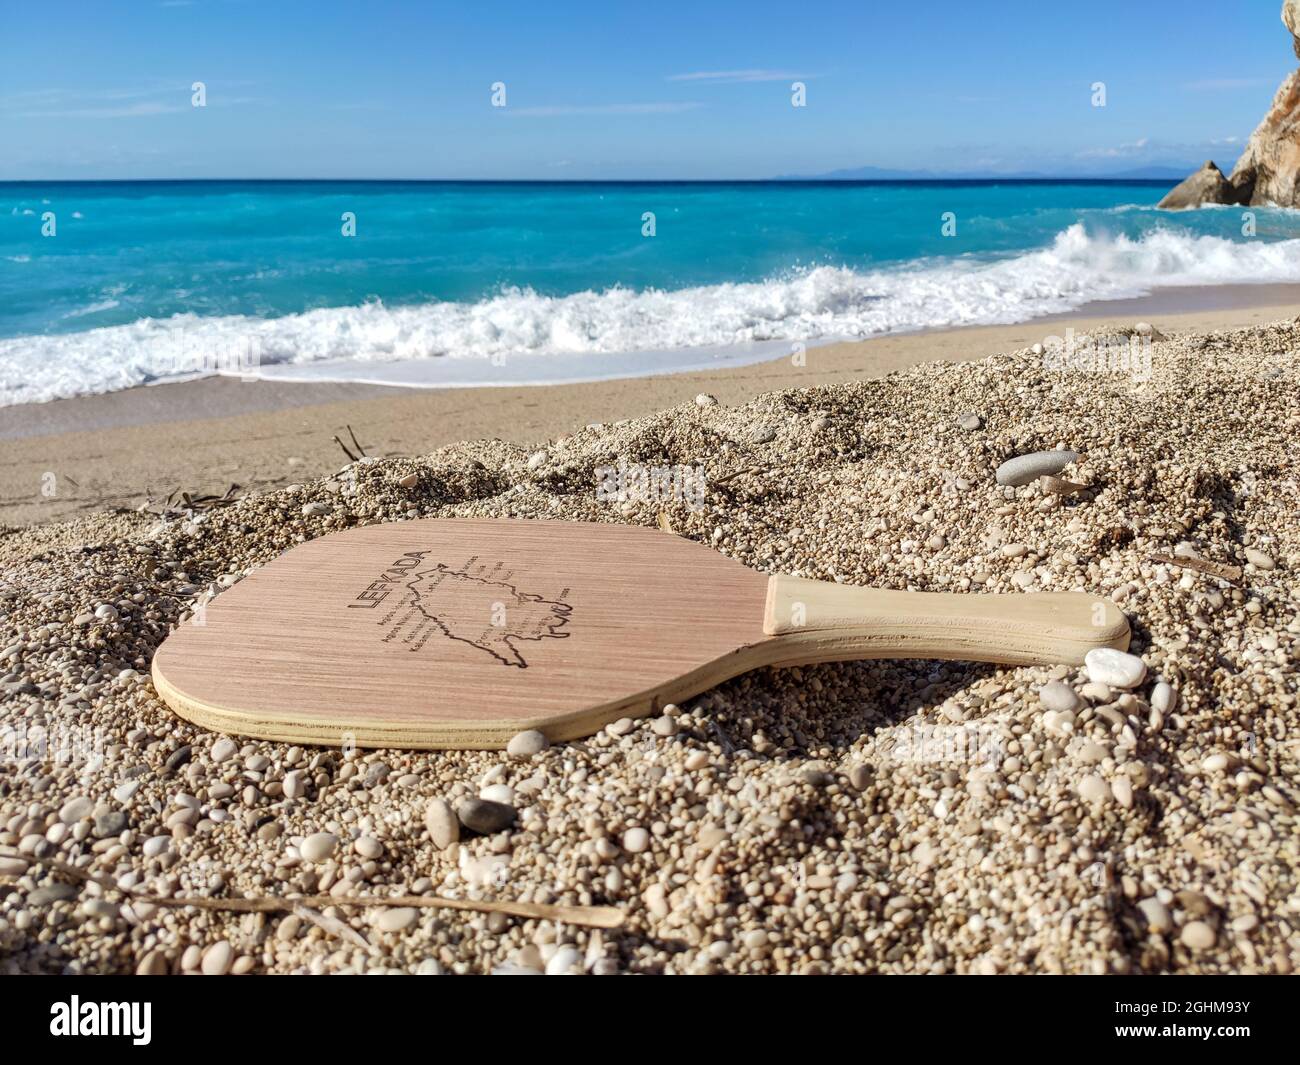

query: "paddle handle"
left=763, top=575, right=1129, bottom=667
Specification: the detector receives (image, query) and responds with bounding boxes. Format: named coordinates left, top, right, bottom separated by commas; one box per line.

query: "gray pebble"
left=29, top=883, right=79, bottom=906
left=457, top=798, right=516, bottom=835
left=93, top=811, right=126, bottom=838
left=958, top=413, right=982, bottom=431
left=1038, top=681, right=1081, bottom=714
left=163, top=745, right=192, bottom=774
left=995, top=450, right=1079, bottom=486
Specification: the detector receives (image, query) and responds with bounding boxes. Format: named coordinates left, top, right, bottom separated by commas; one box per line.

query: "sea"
left=2, top=179, right=1299, bottom=408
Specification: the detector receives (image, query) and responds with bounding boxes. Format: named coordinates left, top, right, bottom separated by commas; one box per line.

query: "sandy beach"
left=1, top=302, right=1296, bottom=974
left=4, top=284, right=1298, bottom=528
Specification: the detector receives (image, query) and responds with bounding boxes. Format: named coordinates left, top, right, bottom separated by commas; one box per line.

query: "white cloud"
left=20, top=101, right=188, bottom=118
left=666, top=70, right=808, bottom=83
left=4, top=83, right=255, bottom=119
left=506, top=102, right=704, bottom=117
left=1077, top=137, right=1150, bottom=158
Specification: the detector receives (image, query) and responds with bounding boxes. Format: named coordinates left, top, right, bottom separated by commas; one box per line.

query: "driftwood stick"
left=3, top=854, right=624, bottom=929
left=1150, top=553, right=1242, bottom=581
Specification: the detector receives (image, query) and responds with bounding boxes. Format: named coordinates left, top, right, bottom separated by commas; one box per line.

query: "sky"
left=0, top=0, right=1292, bottom=180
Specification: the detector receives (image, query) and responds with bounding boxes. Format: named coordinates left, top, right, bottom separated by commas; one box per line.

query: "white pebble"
left=506, top=729, right=548, bottom=758
left=480, top=783, right=514, bottom=804
left=300, top=832, right=338, bottom=862
left=1150, top=681, right=1176, bottom=714
left=1077, top=775, right=1110, bottom=805
left=59, top=796, right=93, bottom=824
left=201, top=940, right=233, bottom=975
left=1084, top=647, right=1147, bottom=689
left=545, top=946, right=583, bottom=975
left=373, top=907, right=418, bottom=933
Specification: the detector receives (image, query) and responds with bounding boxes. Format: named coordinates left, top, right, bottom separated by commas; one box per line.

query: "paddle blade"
left=151, top=519, right=769, bottom=749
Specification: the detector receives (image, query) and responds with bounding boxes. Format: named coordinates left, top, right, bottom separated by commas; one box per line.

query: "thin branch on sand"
left=4, top=854, right=624, bottom=930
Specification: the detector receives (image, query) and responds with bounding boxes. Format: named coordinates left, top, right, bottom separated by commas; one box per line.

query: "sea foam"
left=2, top=224, right=1299, bottom=407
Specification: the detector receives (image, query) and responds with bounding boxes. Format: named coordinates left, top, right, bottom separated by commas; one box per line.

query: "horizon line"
left=0, top=175, right=1183, bottom=185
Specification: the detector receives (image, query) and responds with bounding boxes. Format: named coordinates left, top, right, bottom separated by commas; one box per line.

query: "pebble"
left=1201, top=752, right=1230, bottom=773
left=373, top=907, right=418, bottom=933
left=1077, top=775, right=1110, bottom=805
left=526, top=450, right=549, bottom=470
left=994, top=450, right=1079, bottom=487
left=398, top=473, right=420, bottom=489
left=1084, top=647, right=1147, bottom=689
left=1180, top=921, right=1217, bottom=950
left=301, top=502, right=331, bottom=516
left=210, top=737, right=238, bottom=762
left=283, top=770, right=306, bottom=800
left=545, top=946, right=582, bottom=975
left=1038, top=681, right=1081, bottom=714
left=201, top=940, right=234, bottom=975
left=1150, top=681, right=1176, bottom=714
left=29, top=884, right=79, bottom=905
left=1244, top=547, right=1275, bottom=570
left=112, top=780, right=140, bottom=805
left=94, top=603, right=119, bottom=621
left=506, top=729, right=548, bottom=758
left=1080, top=681, right=1111, bottom=702
left=93, top=811, right=126, bottom=838
left=143, top=835, right=171, bottom=858
left=958, top=413, right=982, bottom=431
left=623, top=827, right=650, bottom=853
left=694, top=393, right=718, bottom=407
left=354, top=835, right=383, bottom=860
left=425, top=799, right=459, bottom=848
left=59, top=796, right=93, bottom=824
left=300, top=832, right=338, bottom=862
left=457, top=798, right=516, bottom=835
left=1138, top=897, right=1172, bottom=933
left=480, top=783, right=514, bottom=804
left=136, top=951, right=169, bottom=976
left=164, top=745, right=192, bottom=774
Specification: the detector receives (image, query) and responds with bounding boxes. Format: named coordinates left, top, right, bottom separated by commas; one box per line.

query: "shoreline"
left=3, top=282, right=1297, bottom=527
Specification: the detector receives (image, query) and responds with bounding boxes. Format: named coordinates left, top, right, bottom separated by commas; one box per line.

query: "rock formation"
left=1158, top=1, right=1300, bottom=208
left=1157, top=160, right=1239, bottom=209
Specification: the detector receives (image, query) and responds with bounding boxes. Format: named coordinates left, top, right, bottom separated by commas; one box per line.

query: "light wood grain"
left=152, top=519, right=1130, bottom=749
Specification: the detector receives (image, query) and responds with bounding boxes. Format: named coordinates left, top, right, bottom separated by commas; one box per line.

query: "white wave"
left=62, top=299, right=121, bottom=319
left=2, top=224, right=1300, bottom=407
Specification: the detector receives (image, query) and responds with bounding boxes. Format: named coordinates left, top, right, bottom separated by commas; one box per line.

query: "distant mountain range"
left=775, top=164, right=1207, bottom=181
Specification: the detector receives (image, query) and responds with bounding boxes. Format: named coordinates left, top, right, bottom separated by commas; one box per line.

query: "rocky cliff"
left=1159, top=1, right=1300, bottom=208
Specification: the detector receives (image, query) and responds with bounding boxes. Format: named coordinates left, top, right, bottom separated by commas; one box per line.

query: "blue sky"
left=0, top=0, right=1291, bottom=179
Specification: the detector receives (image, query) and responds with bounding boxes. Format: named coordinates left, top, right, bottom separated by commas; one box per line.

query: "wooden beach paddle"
left=151, top=518, right=1130, bottom=750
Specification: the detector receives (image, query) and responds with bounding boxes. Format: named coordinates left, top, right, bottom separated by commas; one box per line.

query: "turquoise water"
left=2, top=180, right=1299, bottom=405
